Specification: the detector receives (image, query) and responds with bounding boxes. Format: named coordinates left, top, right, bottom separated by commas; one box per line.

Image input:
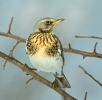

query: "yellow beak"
left=53, top=19, right=65, bottom=25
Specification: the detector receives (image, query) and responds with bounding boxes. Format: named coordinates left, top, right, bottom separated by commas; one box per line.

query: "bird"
left=26, top=17, right=71, bottom=88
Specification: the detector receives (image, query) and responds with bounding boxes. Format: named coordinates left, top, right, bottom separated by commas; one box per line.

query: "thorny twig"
left=79, top=65, right=102, bottom=87
left=63, top=43, right=102, bottom=59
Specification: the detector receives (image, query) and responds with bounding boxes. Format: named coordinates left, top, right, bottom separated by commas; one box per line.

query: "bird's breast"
left=26, top=32, right=60, bottom=57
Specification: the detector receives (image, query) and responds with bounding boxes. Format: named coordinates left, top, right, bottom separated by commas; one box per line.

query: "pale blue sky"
left=0, top=0, right=102, bottom=100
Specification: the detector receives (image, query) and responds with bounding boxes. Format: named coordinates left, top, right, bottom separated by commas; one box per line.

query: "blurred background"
left=0, top=0, right=102, bottom=100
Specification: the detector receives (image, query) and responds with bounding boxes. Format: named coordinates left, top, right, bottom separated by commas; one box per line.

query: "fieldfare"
left=26, top=17, right=71, bottom=88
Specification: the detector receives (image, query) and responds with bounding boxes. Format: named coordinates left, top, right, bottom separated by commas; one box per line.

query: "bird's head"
left=32, top=17, right=64, bottom=33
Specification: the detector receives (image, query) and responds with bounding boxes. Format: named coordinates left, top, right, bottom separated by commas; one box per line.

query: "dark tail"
left=56, top=73, right=71, bottom=88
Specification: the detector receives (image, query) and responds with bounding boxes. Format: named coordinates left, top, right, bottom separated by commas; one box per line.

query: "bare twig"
left=9, top=41, right=20, bottom=57
left=84, top=92, right=87, bottom=100
left=8, top=17, right=14, bottom=33
left=75, top=35, right=102, bottom=40
left=26, top=77, right=34, bottom=84
left=63, top=44, right=102, bottom=59
left=0, top=51, right=77, bottom=100
left=3, top=41, right=20, bottom=69
left=79, top=65, right=102, bottom=87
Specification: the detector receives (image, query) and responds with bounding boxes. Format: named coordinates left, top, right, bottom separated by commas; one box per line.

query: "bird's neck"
left=32, top=25, right=54, bottom=34
left=32, top=28, right=54, bottom=35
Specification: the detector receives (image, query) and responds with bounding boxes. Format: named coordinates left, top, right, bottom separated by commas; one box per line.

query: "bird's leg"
left=52, top=79, right=59, bottom=89
left=52, top=73, right=60, bottom=89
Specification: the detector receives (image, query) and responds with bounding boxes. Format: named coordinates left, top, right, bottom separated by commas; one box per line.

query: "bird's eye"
left=45, top=21, right=51, bottom=24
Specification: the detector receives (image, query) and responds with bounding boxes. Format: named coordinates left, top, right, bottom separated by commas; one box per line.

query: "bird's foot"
left=52, top=79, right=59, bottom=89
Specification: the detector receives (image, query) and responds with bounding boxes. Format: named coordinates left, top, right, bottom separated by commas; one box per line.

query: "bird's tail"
left=55, top=73, right=71, bottom=88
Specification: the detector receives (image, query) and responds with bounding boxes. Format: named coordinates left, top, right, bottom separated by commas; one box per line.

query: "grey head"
left=32, top=17, right=64, bottom=33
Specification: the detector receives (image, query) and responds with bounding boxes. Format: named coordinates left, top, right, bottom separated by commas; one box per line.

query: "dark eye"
left=45, top=21, right=52, bottom=24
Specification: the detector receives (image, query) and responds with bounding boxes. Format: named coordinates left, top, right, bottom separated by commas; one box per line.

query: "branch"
left=3, top=40, right=20, bottom=69
left=63, top=43, right=102, bottom=59
left=75, top=35, right=102, bottom=40
left=0, top=51, right=77, bottom=100
left=0, top=32, right=26, bottom=42
left=79, top=65, right=102, bottom=87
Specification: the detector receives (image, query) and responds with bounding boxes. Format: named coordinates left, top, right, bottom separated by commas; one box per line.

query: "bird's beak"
left=53, top=19, right=65, bottom=25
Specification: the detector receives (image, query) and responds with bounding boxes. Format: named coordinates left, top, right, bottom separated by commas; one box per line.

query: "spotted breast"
left=26, top=32, right=64, bottom=77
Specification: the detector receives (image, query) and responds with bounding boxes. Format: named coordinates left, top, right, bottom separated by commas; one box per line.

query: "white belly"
left=29, top=53, right=63, bottom=74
